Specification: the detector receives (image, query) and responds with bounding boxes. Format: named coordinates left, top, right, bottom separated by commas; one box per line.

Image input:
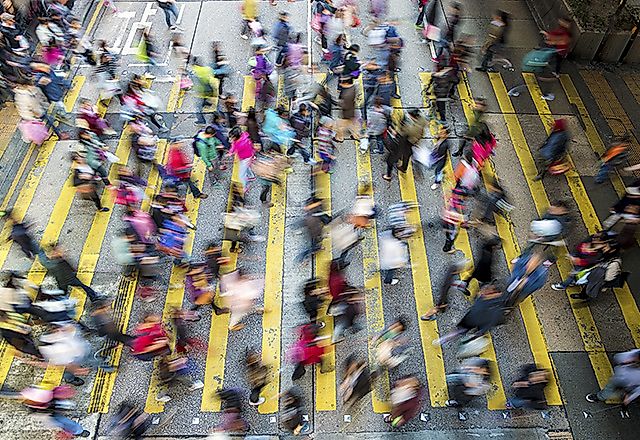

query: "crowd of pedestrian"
left=0, top=0, right=639, bottom=437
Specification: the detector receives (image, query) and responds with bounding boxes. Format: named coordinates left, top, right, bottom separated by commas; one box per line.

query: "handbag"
left=422, top=24, right=441, bottom=41
left=19, top=120, right=49, bottom=145
left=311, top=13, right=323, bottom=32
left=351, top=15, right=361, bottom=28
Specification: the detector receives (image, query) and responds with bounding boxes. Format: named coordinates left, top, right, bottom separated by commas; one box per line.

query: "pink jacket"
left=230, top=132, right=255, bottom=160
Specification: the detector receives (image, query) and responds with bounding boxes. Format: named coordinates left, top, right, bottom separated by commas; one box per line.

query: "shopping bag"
left=422, top=24, right=441, bottom=41
left=311, top=13, right=323, bottom=32
left=19, top=120, right=49, bottom=145
left=179, top=75, right=193, bottom=90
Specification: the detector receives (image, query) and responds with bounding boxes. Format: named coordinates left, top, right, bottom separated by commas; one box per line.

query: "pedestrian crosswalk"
left=1, top=68, right=640, bottom=420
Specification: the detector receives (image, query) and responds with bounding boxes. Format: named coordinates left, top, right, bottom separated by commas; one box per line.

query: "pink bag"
left=19, top=120, right=50, bottom=145
left=42, top=46, right=63, bottom=66
left=311, top=13, right=323, bottom=32
left=422, top=24, right=441, bottom=41
left=179, top=75, right=193, bottom=90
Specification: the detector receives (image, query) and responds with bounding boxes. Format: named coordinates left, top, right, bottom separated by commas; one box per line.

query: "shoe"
left=299, top=422, right=311, bottom=435
left=214, top=307, right=230, bottom=315
left=194, top=120, right=207, bottom=125
left=475, top=67, right=488, bottom=72
left=570, top=293, right=588, bottom=300
left=230, top=323, right=245, bottom=331
left=391, top=93, right=401, bottom=99
left=218, top=164, right=227, bottom=170
left=532, top=174, right=543, bottom=181
left=307, top=159, right=318, bottom=165
left=551, top=283, right=565, bottom=291
left=585, top=393, right=600, bottom=403
left=452, top=150, right=462, bottom=157
left=431, top=183, right=439, bottom=190
left=317, top=321, right=326, bottom=329
left=159, top=126, right=170, bottom=133
left=421, top=308, right=439, bottom=321
left=198, top=193, right=208, bottom=199
left=79, top=431, right=91, bottom=438
left=390, top=278, right=399, bottom=286
left=65, top=376, right=85, bottom=386
left=144, top=73, right=156, bottom=80
left=374, top=149, right=384, bottom=154
left=99, top=207, right=109, bottom=212
left=156, top=395, right=172, bottom=403
left=189, top=380, right=205, bottom=391
left=442, top=245, right=454, bottom=254
left=551, top=72, right=560, bottom=79
left=240, top=34, right=249, bottom=40
left=249, top=396, right=266, bottom=406
left=542, top=93, right=555, bottom=101
left=445, top=399, right=459, bottom=407
left=382, top=174, right=391, bottom=181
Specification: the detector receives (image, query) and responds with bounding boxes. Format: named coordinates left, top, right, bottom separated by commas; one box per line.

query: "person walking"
left=476, top=10, right=509, bottom=72
left=335, top=78, right=360, bottom=143
left=192, top=56, right=219, bottom=125
left=38, top=245, right=104, bottom=302
left=156, top=0, right=180, bottom=30
left=228, top=126, right=256, bottom=192
left=165, top=140, right=208, bottom=199
left=193, top=125, right=225, bottom=185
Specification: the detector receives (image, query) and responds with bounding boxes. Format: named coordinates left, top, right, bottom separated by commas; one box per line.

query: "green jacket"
left=195, top=133, right=222, bottom=168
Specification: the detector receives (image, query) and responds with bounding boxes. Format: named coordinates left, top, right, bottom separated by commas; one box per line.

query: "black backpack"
left=192, top=130, right=205, bottom=157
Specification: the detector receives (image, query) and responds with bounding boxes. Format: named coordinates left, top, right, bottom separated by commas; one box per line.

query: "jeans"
left=369, top=135, right=385, bottom=153
left=286, top=144, right=311, bottom=162
left=596, top=376, right=625, bottom=401
left=159, top=2, right=179, bottom=27
left=184, top=178, right=202, bottom=197
left=50, top=413, right=84, bottom=435
left=415, top=1, right=435, bottom=26
left=196, top=97, right=208, bottom=123
left=238, top=157, right=254, bottom=190
left=42, top=114, right=62, bottom=137
left=66, top=276, right=101, bottom=302
left=433, top=158, right=445, bottom=184
left=481, top=46, right=496, bottom=70
left=595, top=162, right=610, bottom=184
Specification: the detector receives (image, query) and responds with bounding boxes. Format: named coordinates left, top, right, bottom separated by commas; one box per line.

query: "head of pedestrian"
left=319, top=116, right=334, bottom=129
left=473, top=98, right=487, bottom=113
left=558, top=17, right=572, bottom=30
left=279, top=11, right=289, bottom=21
left=204, top=126, right=215, bottom=137
left=0, top=13, right=15, bottom=27
left=347, top=44, right=360, bottom=54
left=276, top=106, right=287, bottom=118
left=339, top=77, right=354, bottom=88
left=437, top=126, right=449, bottom=139
left=552, top=118, right=567, bottom=132
left=229, top=126, right=243, bottom=141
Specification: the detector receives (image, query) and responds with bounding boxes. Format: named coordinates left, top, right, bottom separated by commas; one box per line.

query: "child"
left=316, top=116, right=336, bottom=173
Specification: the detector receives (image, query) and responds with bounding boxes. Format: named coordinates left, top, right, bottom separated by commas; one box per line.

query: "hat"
left=1, top=13, right=15, bottom=21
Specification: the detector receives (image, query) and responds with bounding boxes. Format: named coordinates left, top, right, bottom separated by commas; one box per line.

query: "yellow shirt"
left=242, top=0, right=257, bottom=20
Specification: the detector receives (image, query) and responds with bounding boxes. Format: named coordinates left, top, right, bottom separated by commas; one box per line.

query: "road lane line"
left=559, top=75, right=627, bottom=197
left=581, top=71, right=640, bottom=171
left=200, top=76, right=254, bottom=412
left=393, top=77, right=448, bottom=407
left=525, top=73, right=640, bottom=349
left=419, top=73, right=506, bottom=409
left=458, top=73, right=562, bottom=406
left=258, top=76, right=288, bottom=414
left=89, top=78, right=180, bottom=413
left=311, top=73, right=338, bottom=412
left=489, top=72, right=614, bottom=391
left=354, top=77, right=390, bottom=413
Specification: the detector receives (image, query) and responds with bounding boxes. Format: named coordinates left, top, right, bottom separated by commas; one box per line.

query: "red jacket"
left=167, top=147, right=192, bottom=180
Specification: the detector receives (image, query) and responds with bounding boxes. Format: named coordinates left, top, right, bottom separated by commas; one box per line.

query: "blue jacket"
left=36, top=70, right=69, bottom=102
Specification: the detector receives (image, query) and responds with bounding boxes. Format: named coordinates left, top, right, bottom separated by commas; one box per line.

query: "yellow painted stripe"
left=394, top=77, right=448, bottom=407
left=582, top=71, right=640, bottom=170
left=354, top=148, right=391, bottom=413
left=489, top=72, right=614, bottom=389
left=258, top=77, right=287, bottom=414
left=419, top=73, right=506, bottom=409
left=354, top=76, right=390, bottom=413
left=0, top=104, right=21, bottom=160
left=525, top=73, right=640, bottom=348
left=89, top=79, right=180, bottom=412
left=41, top=124, right=135, bottom=388
left=85, top=0, right=105, bottom=35
left=311, top=73, right=338, bottom=411
left=458, top=74, right=562, bottom=405
left=559, top=74, right=626, bottom=198
left=200, top=76, right=255, bottom=412
left=145, top=160, right=207, bottom=413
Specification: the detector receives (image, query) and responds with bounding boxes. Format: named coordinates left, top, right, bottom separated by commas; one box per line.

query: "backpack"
left=192, top=130, right=205, bottom=157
